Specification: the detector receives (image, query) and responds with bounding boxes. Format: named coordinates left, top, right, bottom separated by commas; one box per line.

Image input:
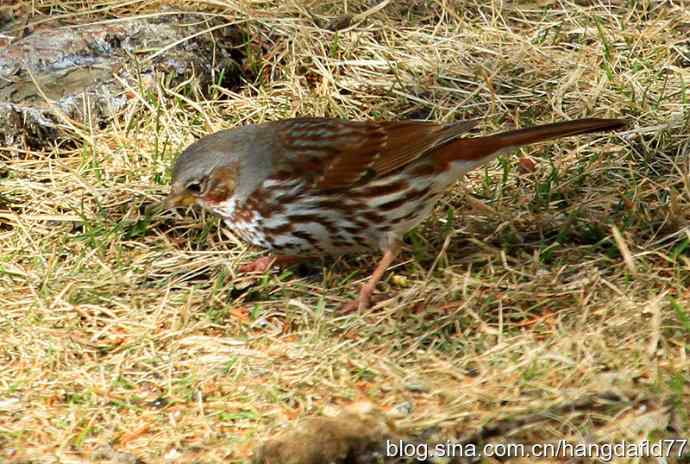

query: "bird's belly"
left=217, top=167, right=457, bottom=256
left=249, top=202, right=381, bottom=256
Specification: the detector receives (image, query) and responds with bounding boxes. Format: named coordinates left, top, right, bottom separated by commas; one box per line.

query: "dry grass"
left=1, top=0, right=689, bottom=462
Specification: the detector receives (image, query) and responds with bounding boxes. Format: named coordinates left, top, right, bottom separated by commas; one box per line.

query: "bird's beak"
left=163, top=189, right=196, bottom=209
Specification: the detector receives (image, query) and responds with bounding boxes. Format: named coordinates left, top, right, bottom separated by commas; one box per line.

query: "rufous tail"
left=436, top=118, right=627, bottom=163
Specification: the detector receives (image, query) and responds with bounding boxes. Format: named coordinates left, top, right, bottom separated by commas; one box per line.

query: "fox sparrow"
left=165, top=117, right=625, bottom=311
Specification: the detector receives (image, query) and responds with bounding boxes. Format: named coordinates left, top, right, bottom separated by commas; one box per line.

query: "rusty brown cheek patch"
left=204, top=164, right=239, bottom=204
left=204, top=185, right=229, bottom=203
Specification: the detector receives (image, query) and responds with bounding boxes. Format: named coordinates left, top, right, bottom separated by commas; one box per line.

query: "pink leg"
left=238, top=255, right=304, bottom=273
left=341, top=243, right=401, bottom=312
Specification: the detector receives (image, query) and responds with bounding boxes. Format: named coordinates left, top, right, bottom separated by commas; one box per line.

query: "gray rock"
left=0, top=13, right=244, bottom=147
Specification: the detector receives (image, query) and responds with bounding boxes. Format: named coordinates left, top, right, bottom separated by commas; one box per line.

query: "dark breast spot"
left=344, top=225, right=362, bottom=235
left=352, top=235, right=369, bottom=248
left=376, top=195, right=408, bottom=212
left=269, top=170, right=295, bottom=182
left=247, top=186, right=297, bottom=218
left=331, top=239, right=352, bottom=249
left=316, top=198, right=356, bottom=214
left=390, top=199, right=432, bottom=224
left=264, top=222, right=293, bottom=236
left=233, top=206, right=253, bottom=222
left=292, top=230, right=318, bottom=246
left=361, top=211, right=384, bottom=223
left=377, top=186, right=431, bottom=212
left=357, top=179, right=409, bottom=198
left=287, top=214, right=340, bottom=234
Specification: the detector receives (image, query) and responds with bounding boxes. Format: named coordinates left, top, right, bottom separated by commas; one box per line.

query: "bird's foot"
left=238, top=255, right=302, bottom=274
left=339, top=245, right=401, bottom=313
left=340, top=285, right=386, bottom=313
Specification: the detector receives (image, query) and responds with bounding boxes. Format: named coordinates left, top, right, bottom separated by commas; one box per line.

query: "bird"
left=165, top=116, right=626, bottom=311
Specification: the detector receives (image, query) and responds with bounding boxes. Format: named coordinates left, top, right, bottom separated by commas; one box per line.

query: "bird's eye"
left=186, top=180, right=204, bottom=195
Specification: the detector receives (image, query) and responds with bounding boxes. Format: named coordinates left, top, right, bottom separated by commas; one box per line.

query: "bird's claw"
left=339, top=285, right=377, bottom=313
left=238, top=256, right=278, bottom=274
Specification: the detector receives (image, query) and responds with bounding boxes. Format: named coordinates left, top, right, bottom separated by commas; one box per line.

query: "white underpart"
left=435, top=159, right=479, bottom=187
left=381, top=159, right=481, bottom=238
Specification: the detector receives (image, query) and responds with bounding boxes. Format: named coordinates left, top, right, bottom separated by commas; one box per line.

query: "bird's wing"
left=273, top=117, right=478, bottom=190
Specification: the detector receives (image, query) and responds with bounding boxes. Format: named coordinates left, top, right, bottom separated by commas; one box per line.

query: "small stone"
left=390, top=401, right=413, bottom=417
left=404, top=381, right=430, bottom=393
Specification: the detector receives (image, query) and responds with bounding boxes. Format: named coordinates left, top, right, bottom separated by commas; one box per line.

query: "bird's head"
left=165, top=128, right=253, bottom=210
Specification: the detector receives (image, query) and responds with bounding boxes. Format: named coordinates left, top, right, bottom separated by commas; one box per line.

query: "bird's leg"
left=238, top=255, right=304, bottom=273
left=341, top=242, right=401, bottom=312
